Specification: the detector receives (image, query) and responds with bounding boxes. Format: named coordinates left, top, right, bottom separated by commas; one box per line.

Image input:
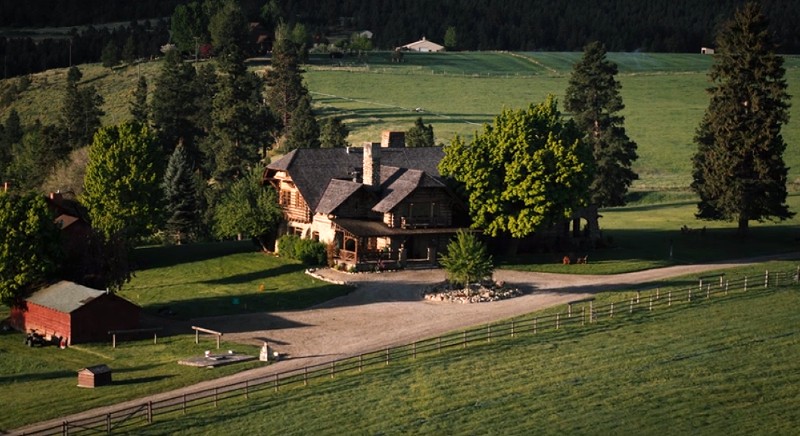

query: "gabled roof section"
left=316, top=179, right=364, bottom=215
left=27, top=281, right=106, bottom=314
left=373, top=167, right=446, bottom=213
left=266, top=147, right=445, bottom=212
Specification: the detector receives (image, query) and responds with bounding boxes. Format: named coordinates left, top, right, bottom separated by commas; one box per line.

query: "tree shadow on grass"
left=201, top=264, right=306, bottom=286
left=133, top=241, right=258, bottom=270
left=113, top=375, right=173, bottom=385
left=0, top=370, right=73, bottom=383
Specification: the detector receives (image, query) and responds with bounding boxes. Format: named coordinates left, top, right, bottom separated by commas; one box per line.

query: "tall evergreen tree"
left=691, top=2, right=792, bottom=235
left=162, top=143, right=200, bottom=244
left=150, top=49, right=201, bottom=156
left=319, top=117, right=349, bottom=148
left=60, top=66, right=104, bottom=151
left=265, top=23, right=308, bottom=140
left=129, top=75, right=149, bottom=124
left=282, top=94, right=319, bottom=151
left=406, top=117, right=435, bottom=147
left=209, top=0, right=249, bottom=71
left=9, top=122, right=64, bottom=191
left=565, top=41, right=638, bottom=208
left=100, top=40, right=119, bottom=68
left=0, top=110, right=22, bottom=179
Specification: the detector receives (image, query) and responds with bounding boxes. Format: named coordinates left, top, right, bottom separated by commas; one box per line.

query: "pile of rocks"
left=423, top=281, right=522, bottom=303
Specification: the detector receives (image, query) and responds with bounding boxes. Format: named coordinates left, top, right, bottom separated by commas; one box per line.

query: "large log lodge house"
left=263, top=131, right=468, bottom=270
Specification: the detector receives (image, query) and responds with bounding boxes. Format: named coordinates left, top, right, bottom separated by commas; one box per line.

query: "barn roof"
left=27, top=281, right=109, bottom=314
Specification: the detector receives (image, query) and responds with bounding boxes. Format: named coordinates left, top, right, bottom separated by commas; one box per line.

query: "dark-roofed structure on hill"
left=10, top=281, right=140, bottom=345
left=264, top=131, right=468, bottom=270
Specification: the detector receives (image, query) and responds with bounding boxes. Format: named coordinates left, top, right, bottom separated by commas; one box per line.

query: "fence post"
left=706, top=283, right=710, bottom=299
left=656, top=288, right=660, bottom=300
left=331, top=361, right=335, bottom=378
left=582, top=307, right=586, bottom=325
left=744, top=276, right=748, bottom=292
left=274, top=374, right=278, bottom=392
left=386, top=348, right=390, bottom=365
left=555, top=313, right=559, bottom=330
left=636, top=291, right=640, bottom=303
left=107, top=413, right=111, bottom=432
left=725, top=280, right=728, bottom=296
left=668, top=291, right=672, bottom=307
left=245, top=380, right=249, bottom=399
left=147, top=401, right=153, bottom=424
left=214, top=388, right=218, bottom=408
left=182, top=394, right=186, bottom=414
left=610, top=302, right=614, bottom=318
left=649, top=296, right=653, bottom=311
left=437, top=337, right=441, bottom=353
left=304, top=367, right=308, bottom=385
left=698, top=279, right=703, bottom=295
left=413, top=341, right=417, bottom=359
left=511, top=320, right=515, bottom=337
left=629, top=298, right=634, bottom=314
left=688, top=287, right=692, bottom=302
left=359, top=354, right=363, bottom=372
left=63, top=421, right=68, bottom=434
left=463, top=331, right=467, bottom=348
left=533, top=317, right=537, bottom=334
left=765, top=270, right=769, bottom=288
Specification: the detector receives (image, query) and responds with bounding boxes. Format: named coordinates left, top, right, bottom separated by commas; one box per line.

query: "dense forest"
left=1, top=0, right=799, bottom=79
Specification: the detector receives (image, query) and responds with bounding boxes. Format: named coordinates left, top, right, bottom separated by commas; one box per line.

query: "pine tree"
left=150, top=49, right=201, bottom=155
left=565, top=41, right=638, bottom=208
left=60, top=67, right=105, bottom=151
left=691, top=2, right=792, bottom=235
left=282, top=94, right=319, bottom=151
left=130, top=75, right=149, bottom=124
left=319, top=117, right=349, bottom=148
left=122, top=35, right=137, bottom=65
left=209, top=0, right=249, bottom=71
left=162, top=143, right=199, bottom=244
left=406, top=117, right=435, bottom=147
left=265, top=24, right=308, bottom=139
left=101, top=40, right=119, bottom=68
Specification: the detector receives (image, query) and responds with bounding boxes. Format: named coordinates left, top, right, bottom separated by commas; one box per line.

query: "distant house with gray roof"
left=263, top=131, right=468, bottom=270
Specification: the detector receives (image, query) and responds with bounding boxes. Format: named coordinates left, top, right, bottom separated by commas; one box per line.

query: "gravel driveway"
left=12, top=255, right=797, bottom=434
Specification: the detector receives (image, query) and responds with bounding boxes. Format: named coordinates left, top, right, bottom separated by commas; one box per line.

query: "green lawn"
left=130, top=262, right=800, bottom=435
left=0, top=327, right=264, bottom=431
left=123, top=241, right=353, bottom=320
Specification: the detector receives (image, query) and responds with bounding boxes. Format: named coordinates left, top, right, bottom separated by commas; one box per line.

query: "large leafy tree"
left=82, top=122, right=163, bottom=241
left=406, top=117, right=435, bottom=148
left=691, top=2, right=792, bottom=235
left=213, top=167, right=283, bottom=251
left=439, top=230, right=493, bottom=287
left=0, top=192, right=61, bottom=306
left=162, top=143, right=200, bottom=244
left=565, top=41, right=638, bottom=208
left=439, top=96, right=593, bottom=250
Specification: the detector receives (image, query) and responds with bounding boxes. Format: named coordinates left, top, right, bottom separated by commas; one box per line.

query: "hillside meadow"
left=1, top=51, right=799, bottom=190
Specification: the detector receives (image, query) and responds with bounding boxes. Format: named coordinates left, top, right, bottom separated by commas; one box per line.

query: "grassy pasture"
left=123, top=241, right=353, bottom=320
left=2, top=52, right=799, bottom=190
left=125, top=262, right=800, bottom=435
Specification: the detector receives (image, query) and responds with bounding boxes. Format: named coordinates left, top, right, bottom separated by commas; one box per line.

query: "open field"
left=0, top=324, right=263, bottom=431
left=123, top=241, right=353, bottom=320
left=111, top=264, right=800, bottom=435
left=2, top=52, right=799, bottom=190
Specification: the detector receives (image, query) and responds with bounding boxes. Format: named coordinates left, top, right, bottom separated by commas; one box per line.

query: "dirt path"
left=11, top=255, right=797, bottom=434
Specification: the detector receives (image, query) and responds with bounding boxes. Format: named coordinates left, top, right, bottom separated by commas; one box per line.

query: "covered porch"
left=331, top=218, right=463, bottom=272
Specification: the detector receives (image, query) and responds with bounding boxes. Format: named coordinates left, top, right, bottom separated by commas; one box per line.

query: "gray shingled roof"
left=27, top=281, right=106, bottom=314
left=316, top=179, right=364, bottom=215
left=266, top=147, right=445, bottom=212
left=373, top=167, right=446, bottom=213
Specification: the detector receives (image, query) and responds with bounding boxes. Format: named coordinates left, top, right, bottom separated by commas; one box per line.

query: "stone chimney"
left=363, top=142, right=381, bottom=189
left=381, top=131, right=406, bottom=148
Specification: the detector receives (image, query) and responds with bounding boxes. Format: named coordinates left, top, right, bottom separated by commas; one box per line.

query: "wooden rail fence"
left=16, top=267, right=799, bottom=435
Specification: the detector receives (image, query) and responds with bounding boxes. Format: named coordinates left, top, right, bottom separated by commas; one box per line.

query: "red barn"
left=10, top=281, right=140, bottom=345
